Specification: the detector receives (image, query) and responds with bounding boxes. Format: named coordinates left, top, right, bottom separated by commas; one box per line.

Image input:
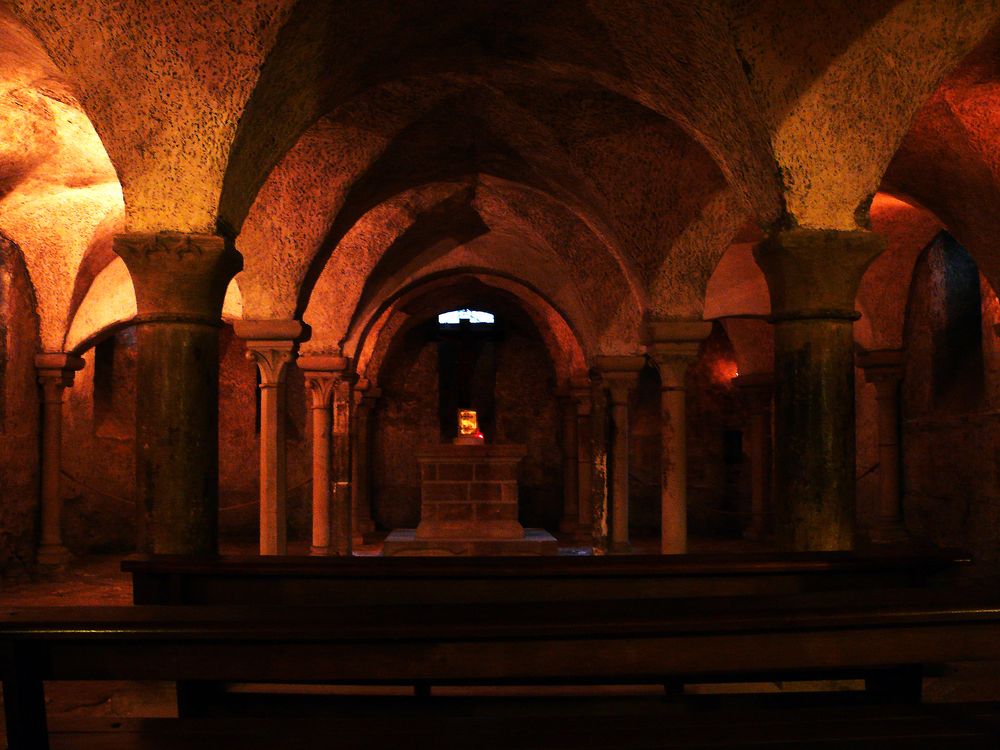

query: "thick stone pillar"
left=34, top=353, right=84, bottom=566
left=857, top=349, right=907, bottom=543
left=571, top=378, right=594, bottom=541
left=114, top=232, right=241, bottom=555
left=597, top=357, right=644, bottom=553
left=734, top=373, right=774, bottom=541
left=234, top=320, right=307, bottom=556
left=647, top=321, right=712, bottom=555
left=351, top=380, right=378, bottom=543
left=754, top=229, right=883, bottom=551
left=558, top=388, right=579, bottom=535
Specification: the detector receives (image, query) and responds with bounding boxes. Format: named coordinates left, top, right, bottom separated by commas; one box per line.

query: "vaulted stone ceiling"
left=2, top=0, right=999, bottom=360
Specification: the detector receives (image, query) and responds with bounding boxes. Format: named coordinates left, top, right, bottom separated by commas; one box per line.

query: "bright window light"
left=438, top=309, right=495, bottom=325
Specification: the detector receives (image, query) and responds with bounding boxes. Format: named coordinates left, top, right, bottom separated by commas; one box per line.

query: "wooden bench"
left=4, top=587, right=1000, bottom=749
left=123, top=550, right=969, bottom=606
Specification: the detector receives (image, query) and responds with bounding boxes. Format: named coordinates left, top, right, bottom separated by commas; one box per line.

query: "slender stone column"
left=589, top=379, right=609, bottom=551
left=331, top=376, right=355, bottom=556
left=299, top=355, right=354, bottom=556
left=597, top=357, right=644, bottom=553
left=234, top=320, right=307, bottom=556
left=754, top=228, right=883, bottom=551
left=647, top=321, right=712, bottom=555
left=571, top=377, right=594, bottom=542
left=857, top=349, right=907, bottom=543
left=299, top=356, right=350, bottom=555
left=734, top=373, right=774, bottom=541
left=558, top=389, right=579, bottom=535
left=34, top=353, right=84, bottom=566
left=114, top=232, right=241, bottom=555
left=351, top=380, right=378, bottom=543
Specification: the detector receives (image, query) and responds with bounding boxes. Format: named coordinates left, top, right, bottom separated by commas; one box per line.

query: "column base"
left=309, top=545, right=331, bottom=557
left=36, top=544, right=72, bottom=567
left=610, top=541, right=633, bottom=554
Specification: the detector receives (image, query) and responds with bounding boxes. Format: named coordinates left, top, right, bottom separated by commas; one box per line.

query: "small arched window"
left=438, top=309, right=495, bottom=326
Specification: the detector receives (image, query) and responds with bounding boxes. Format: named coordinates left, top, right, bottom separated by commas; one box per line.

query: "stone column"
left=351, top=380, right=378, bottom=543
left=34, top=353, right=84, bottom=566
left=571, top=378, right=595, bottom=541
left=299, top=356, right=353, bottom=556
left=597, top=357, right=644, bottom=553
left=647, top=321, right=712, bottom=555
left=753, top=228, right=883, bottom=551
left=114, top=232, right=241, bottom=555
left=857, top=349, right=907, bottom=543
left=300, top=356, right=344, bottom=555
left=234, top=320, right=307, bottom=556
left=332, top=376, right=355, bottom=556
left=734, top=373, right=774, bottom=541
left=558, top=388, right=579, bottom=535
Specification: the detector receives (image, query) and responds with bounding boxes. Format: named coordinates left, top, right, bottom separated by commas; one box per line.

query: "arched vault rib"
left=352, top=272, right=588, bottom=388
left=238, top=84, right=658, bottom=322
left=299, top=178, right=641, bottom=358
left=733, top=0, right=999, bottom=229
left=0, top=6, right=124, bottom=351
left=221, top=0, right=782, bottom=234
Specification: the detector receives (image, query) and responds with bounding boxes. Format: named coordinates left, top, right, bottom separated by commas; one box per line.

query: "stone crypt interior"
left=3, top=1, right=1000, bottom=748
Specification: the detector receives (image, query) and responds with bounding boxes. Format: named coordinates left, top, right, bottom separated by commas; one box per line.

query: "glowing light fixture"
left=455, top=409, right=485, bottom=444
left=438, top=309, right=495, bottom=325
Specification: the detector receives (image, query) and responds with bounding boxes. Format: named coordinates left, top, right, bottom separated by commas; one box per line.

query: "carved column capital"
left=753, top=228, right=884, bottom=322
left=113, top=232, right=242, bottom=324
left=35, top=353, right=85, bottom=401
left=235, top=319, right=308, bottom=387
left=595, top=356, right=643, bottom=404
left=299, top=355, right=354, bottom=410
left=646, top=319, right=711, bottom=389
left=857, top=348, right=905, bottom=395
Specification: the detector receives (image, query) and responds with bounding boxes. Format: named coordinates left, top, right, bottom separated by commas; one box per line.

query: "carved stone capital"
left=245, top=342, right=295, bottom=387
left=595, top=356, right=643, bottom=404
left=753, top=228, right=884, bottom=322
left=35, top=353, right=85, bottom=402
left=113, top=232, right=242, bottom=323
left=304, top=373, right=338, bottom=410
left=646, top=320, right=710, bottom=389
left=857, top=348, right=905, bottom=390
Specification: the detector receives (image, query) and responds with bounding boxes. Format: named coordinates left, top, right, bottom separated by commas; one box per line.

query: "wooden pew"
left=4, top=587, right=1000, bottom=749
left=123, top=550, right=969, bottom=606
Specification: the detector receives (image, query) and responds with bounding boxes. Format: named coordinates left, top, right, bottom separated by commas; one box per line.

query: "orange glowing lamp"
left=456, top=409, right=484, bottom=444
left=458, top=409, right=478, bottom=436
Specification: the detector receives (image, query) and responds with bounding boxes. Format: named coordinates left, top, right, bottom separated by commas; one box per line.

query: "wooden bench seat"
left=38, top=703, right=1000, bottom=750
left=123, top=550, right=969, bottom=606
left=4, top=587, right=1000, bottom=748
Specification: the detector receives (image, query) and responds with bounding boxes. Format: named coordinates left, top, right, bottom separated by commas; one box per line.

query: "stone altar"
left=382, top=444, right=558, bottom=556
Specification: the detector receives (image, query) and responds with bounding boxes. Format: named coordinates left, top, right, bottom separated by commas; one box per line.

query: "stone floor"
left=4, top=535, right=1000, bottom=749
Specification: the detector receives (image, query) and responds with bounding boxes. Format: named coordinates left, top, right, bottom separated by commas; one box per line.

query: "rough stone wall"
left=372, top=320, right=562, bottom=532
left=0, top=239, right=40, bottom=574
left=902, top=237, right=1000, bottom=568
left=62, top=328, right=135, bottom=553
left=60, top=324, right=312, bottom=554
